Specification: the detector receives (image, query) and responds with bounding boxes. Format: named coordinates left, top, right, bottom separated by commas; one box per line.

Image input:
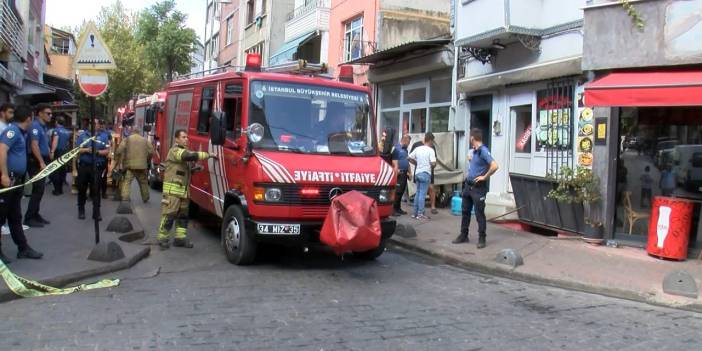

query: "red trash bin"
left=647, top=196, right=694, bottom=260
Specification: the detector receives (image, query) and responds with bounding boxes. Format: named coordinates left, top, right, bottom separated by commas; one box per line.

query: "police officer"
left=115, top=124, right=153, bottom=203
left=50, top=115, right=71, bottom=195
left=24, top=103, right=52, bottom=228
left=0, top=105, right=43, bottom=262
left=75, top=119, right=111, bottom=220
left=453, top=128, right=499, bottom=249
left=98, top=120, right=112, bottom=199
left=392, top=134, right=411, bottom=216
left=158, top=129, right=215, bottom=249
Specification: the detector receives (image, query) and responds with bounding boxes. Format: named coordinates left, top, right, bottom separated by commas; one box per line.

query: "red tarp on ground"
left=584, top=70, right=702, bottom=107
left=320, top=190, right=381, bottom=255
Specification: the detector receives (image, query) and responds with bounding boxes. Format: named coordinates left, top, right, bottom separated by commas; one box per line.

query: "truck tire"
left=354, top=239, right=387, bottom=260
left=221, top=205, right=257, bottom=265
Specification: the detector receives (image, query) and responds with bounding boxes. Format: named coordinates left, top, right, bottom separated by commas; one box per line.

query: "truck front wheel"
left=354, top=239, right=387, bottom=260
left=221, top=205, right=257, bottom=265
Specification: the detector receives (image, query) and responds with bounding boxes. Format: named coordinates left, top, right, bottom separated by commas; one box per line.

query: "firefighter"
left=115, top=124, right=153, bottom=203
left=157, top=129, right=216, bottom=249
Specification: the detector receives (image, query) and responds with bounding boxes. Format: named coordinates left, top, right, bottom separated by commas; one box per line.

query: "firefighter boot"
left=173, top=227, right=193, bottom=248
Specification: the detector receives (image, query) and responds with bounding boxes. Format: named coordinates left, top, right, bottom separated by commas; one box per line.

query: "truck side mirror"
left=210, top=111, right=226, bottom=146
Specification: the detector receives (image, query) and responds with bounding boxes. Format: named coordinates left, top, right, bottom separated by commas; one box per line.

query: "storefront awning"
left=584, top=70, right=702, bottom=107
left=269, top=32, right=317, bottom=66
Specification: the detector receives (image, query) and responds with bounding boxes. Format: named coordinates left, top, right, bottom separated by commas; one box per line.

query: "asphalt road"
left=0, top=188, right=701, bottom=351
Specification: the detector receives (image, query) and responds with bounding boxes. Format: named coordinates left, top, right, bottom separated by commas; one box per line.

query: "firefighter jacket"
left=162, top=144, right=209, bottom=198
left=115, top=133, right=154, bottom=170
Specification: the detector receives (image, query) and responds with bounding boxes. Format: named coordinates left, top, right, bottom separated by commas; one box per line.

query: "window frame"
left=246, top=0, right=255, bottom=25
left=197, top=86, right=216, bottom=134
left=226, top=15, right=234, bottom=46
left=343, top=16, right=364, bottom=62
left=223, top=82, right=243, bottom=141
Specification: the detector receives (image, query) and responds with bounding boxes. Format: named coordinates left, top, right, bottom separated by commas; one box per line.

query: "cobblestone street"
left=1, top=238, right=701, bottom=350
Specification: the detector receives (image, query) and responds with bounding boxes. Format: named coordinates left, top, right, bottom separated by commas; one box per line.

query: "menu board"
left=536, top=89, right=573, bottom=152
left=576, top=88, right=593, bottom=168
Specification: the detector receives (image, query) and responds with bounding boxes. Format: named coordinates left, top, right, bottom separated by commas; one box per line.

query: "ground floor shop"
left=585, top=69, right=702, bottom=252
left=457, top=76, right=586, bottom=218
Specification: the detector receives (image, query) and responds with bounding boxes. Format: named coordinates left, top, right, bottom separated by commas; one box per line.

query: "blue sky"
left=46, top=0, right=207, bottom=42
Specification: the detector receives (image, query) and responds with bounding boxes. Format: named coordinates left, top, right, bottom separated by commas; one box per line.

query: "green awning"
left=269, top=32, right=317, bottom=65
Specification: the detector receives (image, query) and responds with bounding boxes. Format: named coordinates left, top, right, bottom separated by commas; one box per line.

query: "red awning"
left=584, top=70, right=702, bottom=107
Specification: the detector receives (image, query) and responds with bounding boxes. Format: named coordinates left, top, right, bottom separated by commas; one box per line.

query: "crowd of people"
left=0, top=103, right=123, bottom=264
left=387, top=129, right=498, bottom=249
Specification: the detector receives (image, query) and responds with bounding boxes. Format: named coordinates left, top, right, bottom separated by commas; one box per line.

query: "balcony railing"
left=287, top=0, right=330, bottom=21
left=0, top=1, right=26, bottom=59
left=340, top=40, right=377, bottom=63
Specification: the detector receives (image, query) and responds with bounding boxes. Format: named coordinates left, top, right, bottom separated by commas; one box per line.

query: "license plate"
left=257, top=223, right=301, bottom=235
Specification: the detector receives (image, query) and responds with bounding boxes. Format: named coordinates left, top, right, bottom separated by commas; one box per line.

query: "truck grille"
left=257, top=183, right=384, bottom=206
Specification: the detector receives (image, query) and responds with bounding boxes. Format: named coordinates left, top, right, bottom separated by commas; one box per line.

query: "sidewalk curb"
left=389, top=237, right=702, bottom=314
left=0, top=246, right=150, bottom=303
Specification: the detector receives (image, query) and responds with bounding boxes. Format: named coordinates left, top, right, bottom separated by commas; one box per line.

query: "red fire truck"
left=150, top=54, right=397, bottom=264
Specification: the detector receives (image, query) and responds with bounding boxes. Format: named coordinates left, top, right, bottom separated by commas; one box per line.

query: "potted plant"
left=547, top=166, right=604, bottom=244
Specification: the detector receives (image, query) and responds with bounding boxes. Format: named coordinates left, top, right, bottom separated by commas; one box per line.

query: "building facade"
left=217, top=0, right=241, bottom=67
left=453, top=0, right=585, bottom=218
left=581, top=0, right=702, bottom=252
left=239, top=0, right=295, bottom=66
left=204, top=0, right=223, bottom=71
left=270, top=0, right=331, bottom=67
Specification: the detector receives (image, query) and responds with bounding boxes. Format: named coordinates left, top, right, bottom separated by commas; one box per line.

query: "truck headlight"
left=265, top=188, right=282, bottom=202
left=378, top=189, right=393, bottom=203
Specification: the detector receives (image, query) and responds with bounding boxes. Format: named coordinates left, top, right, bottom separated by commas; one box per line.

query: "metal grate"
left=538, top=79, right=575, bottom=177
left=255, top=183, right=384, bottom=206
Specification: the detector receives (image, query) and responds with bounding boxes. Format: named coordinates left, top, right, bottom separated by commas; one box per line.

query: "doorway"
left=470, top=95, right=492, bottom=149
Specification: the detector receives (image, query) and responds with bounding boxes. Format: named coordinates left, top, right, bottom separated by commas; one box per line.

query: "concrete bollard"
left=662, top=270, right=699, bottom=299
left=495, top=248, right=524, bottom=268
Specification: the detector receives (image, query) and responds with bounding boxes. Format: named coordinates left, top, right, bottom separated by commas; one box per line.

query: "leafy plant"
left=547, top=166, right=601, bottom=204
left=619, top=0, right=645, bottom=30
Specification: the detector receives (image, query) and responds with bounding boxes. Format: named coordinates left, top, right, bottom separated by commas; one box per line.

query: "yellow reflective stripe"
left=173, top=148, right=185, bottom=161
left=175, top=227, right=187, bottom=239
left=198, top=152, right=208, bottom=160
left=163, top=182, right=186, bottom=196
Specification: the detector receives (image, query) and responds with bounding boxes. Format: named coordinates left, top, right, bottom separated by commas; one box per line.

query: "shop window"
left=409, top=108, right=427, bottom=134
left=430, top=76, right=452, bottom=103
left=403, top=87, right=426, bottom=105
left=614, top=106, right=702, bottom=247
left=429, top=106, right=449, bottom=133
left=535, top=87, right=573, bottom=153
left=513, top=106, right=533, bottom=154
left=380, top=111, right=400, bottom=141
left=197, top=87, right=215, bottom=133
left=380, top=84, right=401, bottom=109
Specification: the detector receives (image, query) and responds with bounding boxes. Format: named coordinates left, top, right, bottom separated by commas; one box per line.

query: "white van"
left=673, top=145, right=702, bottom=191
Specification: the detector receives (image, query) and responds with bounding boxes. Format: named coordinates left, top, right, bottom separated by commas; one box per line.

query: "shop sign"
left=516, top=124, right=532, bottom=151
left=595, top=117, right=607, bottom=145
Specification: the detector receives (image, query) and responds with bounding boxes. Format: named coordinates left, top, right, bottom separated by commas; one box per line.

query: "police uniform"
left=0, top=124, right=42, bottom=260
left=158, top=144, right=209, bottom=248
left=75, top=130, right=110, bottom=220
left=24, top=119, right=51, bottom=226
left=116, top=133, right=153, bottom=202
left=98, top=129, right=112, bottom=198
left=457, top=144, right=494, bottom=247
left=50, top=124, right=71, bottom=195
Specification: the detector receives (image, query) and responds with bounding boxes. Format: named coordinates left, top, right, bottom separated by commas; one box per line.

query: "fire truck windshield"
left=249, top=80, right=376, bottom=156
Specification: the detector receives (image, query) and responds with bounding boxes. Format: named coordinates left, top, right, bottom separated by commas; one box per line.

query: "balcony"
left=340, top=40, right=376, bottom=64
left=284, top=0, right=330, bottom=43
left=0, top=0, right=26, bottom=59
left=455, top=0, right=583, bottom=49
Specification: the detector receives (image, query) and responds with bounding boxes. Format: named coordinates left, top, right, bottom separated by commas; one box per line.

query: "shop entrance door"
left=509, top=105, right=533, bottom=176
left=469, top=95, right=492, bottom=150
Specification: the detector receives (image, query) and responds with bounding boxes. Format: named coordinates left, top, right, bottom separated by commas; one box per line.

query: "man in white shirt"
left=408, top=132, right=436, bottom=220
